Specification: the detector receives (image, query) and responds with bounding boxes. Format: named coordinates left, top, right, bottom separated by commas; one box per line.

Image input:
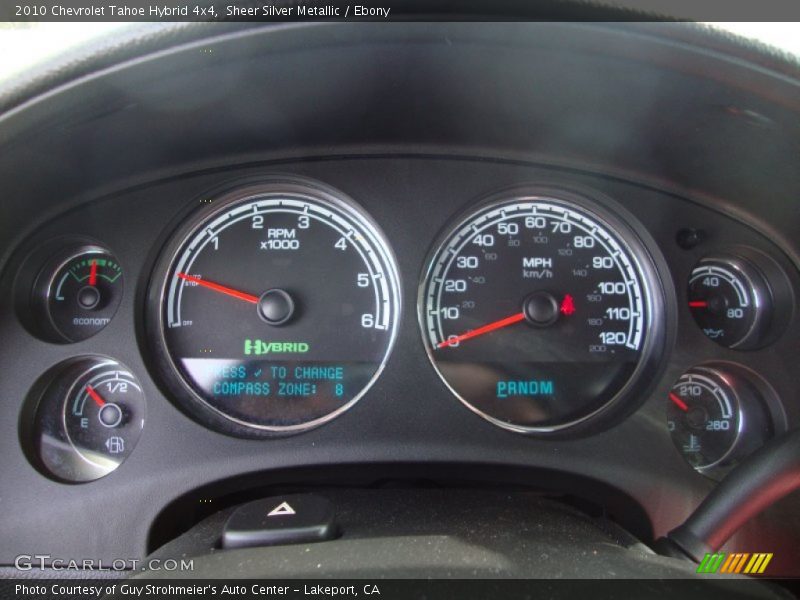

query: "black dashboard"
left=1, top=21, right=799, bottom=579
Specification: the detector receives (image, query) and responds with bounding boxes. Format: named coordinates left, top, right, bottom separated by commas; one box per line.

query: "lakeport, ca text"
left=16, top=583, right=381, bottom=597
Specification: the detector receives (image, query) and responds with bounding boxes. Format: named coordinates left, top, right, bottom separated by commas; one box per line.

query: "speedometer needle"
left=436, top=312, right=526, bottom=349
left=177, top=273, right=259, bottom=304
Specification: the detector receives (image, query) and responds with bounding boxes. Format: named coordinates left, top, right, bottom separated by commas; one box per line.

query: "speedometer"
left=419, top=188, right=665, bottom=433
left=148, top=179, right=400, bottom=437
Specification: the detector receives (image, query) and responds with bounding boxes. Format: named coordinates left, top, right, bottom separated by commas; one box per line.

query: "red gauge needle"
left=669, top=392, right=689, bottom=412
left=89, top=260, right=98, bottom=286
left=177, top=273, right=259, bottom=304
left=86, top=385, right=106, bottom=408
left=437, top=312, right=526, bottom=349
left=688, top=301, right=708, bottom=308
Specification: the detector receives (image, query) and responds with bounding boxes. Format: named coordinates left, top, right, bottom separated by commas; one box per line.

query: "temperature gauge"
left=32, top=357, right=146, bottom=483
left=32, top=245, right=124, bottom=342
left=667, top=365, right=773, bottom=477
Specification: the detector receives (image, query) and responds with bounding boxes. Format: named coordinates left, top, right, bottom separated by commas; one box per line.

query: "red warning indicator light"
left=560, top=294, right=576, bottom=316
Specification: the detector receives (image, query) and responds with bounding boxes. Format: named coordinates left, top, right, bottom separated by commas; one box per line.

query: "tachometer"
left=148, top=179, right=400, bottom=437
left=419, top=188, right=665, bottom=433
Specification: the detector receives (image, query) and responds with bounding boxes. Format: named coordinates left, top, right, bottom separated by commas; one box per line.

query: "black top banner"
left=2, top=0, right=800, bottom=22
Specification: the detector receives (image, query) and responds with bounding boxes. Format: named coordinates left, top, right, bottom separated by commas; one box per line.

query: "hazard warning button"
left=222, top=494, right=338, bottom=549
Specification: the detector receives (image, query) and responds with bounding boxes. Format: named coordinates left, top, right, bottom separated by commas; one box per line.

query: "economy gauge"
left=149, top=180, right=400, bottom=437
left=419, top=188, right=665, bottom=433
left=31, top=245, right=123, bottom=342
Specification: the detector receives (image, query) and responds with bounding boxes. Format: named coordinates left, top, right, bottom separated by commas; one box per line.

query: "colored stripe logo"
left=697, top=552, right=773, bottom=574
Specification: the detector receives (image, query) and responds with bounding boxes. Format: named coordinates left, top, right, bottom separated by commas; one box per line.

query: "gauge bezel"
left=669, top=362, right=786, bottom=480
left=30, top=244, right=123, bottom=343
left=686, top=246, right=795, bottom=351
left=145, top=177, right=402, bottom=438
left=417, top=185, right=669, bottom=435
left=26, top=356, right=146, bottom=484
left=668, top=366, right=745, bottom=474
left=688, top=255, right=771, bottom=350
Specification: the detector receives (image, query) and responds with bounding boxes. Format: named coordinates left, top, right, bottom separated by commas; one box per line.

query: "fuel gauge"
left=32, top=357, right=146, bottom=483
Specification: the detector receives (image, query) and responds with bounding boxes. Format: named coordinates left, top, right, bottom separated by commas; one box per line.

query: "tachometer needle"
left=86, top=385, right=106, bottom=407
left=437, top=312, right=526, bottom=349
left=688, top=301, right=708, bottom=308
left=669, top=392, right=689, bottom=412
left=177, top=273, right=259, bottom=304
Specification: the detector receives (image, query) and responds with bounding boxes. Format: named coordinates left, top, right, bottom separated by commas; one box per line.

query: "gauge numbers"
left=153, top=181, right=400, bottom=437
left=688, top=256, right=772, bottom=349
left=34, top=357, right=146, bottom=483
left=667, top=365, right=773, bottom=476
left=667, top=369, right=739, bottom=471
left=420, top=192, right=662, bottom=433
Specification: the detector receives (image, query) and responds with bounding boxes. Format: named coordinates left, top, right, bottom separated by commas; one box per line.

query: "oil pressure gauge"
left=687, top=249, right=794, bottom=350
left=32, top=357, right=146, bottom=483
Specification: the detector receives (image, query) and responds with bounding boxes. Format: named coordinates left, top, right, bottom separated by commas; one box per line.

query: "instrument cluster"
left=9, top=168, right=796, bottom=484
